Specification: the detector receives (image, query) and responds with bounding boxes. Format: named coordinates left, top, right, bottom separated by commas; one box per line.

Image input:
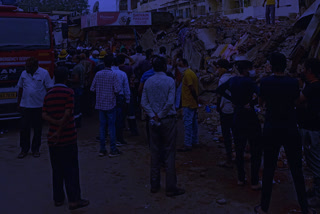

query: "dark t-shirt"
left=217, top=76, right=259, bottom=107
left=260, top=76, right=300, bottom=128
left=301, top=81, right=320, bottom=130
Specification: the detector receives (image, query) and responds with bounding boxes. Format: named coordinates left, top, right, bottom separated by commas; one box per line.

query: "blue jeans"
left=183, top=107, right=198, bottom=147
left=99, top=108, right=116, bottom=152
left=266, top=5, right=275, bottom=25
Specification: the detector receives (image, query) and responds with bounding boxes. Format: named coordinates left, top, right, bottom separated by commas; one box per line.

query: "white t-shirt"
left=131, top=53, right=146, bottom=70
left=17, top=67, right=54, bottom=108
left=218, top=73, right=234, bottom=114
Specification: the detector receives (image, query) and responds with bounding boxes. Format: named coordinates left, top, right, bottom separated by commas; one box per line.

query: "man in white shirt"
left=141, top=56, right=185, bottom=197
left=17, top=57, right=54, bottom=158
left=112, top=55, right=131, bottom=145
left=131, top=46, right=146, bottom=71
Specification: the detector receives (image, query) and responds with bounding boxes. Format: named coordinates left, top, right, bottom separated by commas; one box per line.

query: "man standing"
left=178, top=59, right=199, bottom=152
left=217, top=59, right=234, bottom=168
left=42, top=66, right=89, bottom=210
left=299, top=58, right=320, bottom=208
left=131, top=45, right=145, bottom=71
left=17, top=57, right=53, bottom=158
left=90, top=55, right=122, bottom=157
left=255, top=53, right=313, bottom=214
left=112, top=55, right=131, bottom=146
left=217, top=59, right=262, bottom=189
left=69, top=55, right=85, bottom=128
left=141, top=56, right=185, bottom=197
left=263, top=0, right=279, bottom=25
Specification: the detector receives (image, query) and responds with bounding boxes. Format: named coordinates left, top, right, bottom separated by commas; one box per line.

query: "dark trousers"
left=49, top=144, right=81, bottom=203
left=116, top=95, right=126, bottom=143
left=73, top=88, right=83, bottom=128
left=220, top=113, right=234, bottom=162
left=20, top=107, right=42, bottom=153
left=128, top=92, right=138, bottom=135
left=233, top=108, right=262, bottom=185
left=149, top=117, right=177, bottom=191
left=261, top=128, right=309, bottom=213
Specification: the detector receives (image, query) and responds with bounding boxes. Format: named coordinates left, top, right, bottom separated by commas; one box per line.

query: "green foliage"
left=19, top=0, right=89, bottom=13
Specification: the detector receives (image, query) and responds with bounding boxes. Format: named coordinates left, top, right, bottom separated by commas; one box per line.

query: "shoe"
left=99, top=150, right=107, bottom=157
left=54, top=201, right=64, bottom=207
left=177, top=146, right=192, bottom=152
left=32, top=152, right=40, bottom=158
left=116, top=142, right=123, bottom=147
left=18, top=152, right=28, bottom=159
left=109, top=149, right=122, bottom=158
left=254, top=205, right=267, bottom=214
left=69, top=199, right=89, bottom=210
left=151, top=187, right=160, bottom=193
left=251, top=182, right=262, bottom=191
left=237, top=179, right=247, bottom=186
left=120, top=140, right=128, bottom=145
left=192, top=144, right=201, bottom=148
left=217, top=161, right=233, bottom=169
left=308, top=196, right=320, bottom=208
left=166, top=188, right=185, bottom=197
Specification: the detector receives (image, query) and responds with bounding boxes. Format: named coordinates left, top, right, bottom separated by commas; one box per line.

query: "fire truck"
left=0, top=5, right=54, bottom=120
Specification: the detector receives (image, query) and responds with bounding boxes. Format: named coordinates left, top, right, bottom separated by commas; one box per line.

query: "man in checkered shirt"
left=90, top=54, right=122, bottom=157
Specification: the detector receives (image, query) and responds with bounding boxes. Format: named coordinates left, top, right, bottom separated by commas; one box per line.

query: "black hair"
left=146, top=49, right=153, bottom=59
left=305, top=58, right=320, bottom=77
left=160, top=46, right=166, bottom=54
left=236, top=60, right=253, bottom=73
left=136, top=45, right=143, bottom=54
left=54, top=66, right=69, bottom=84
left=180, top=58, right=188, bottom=67
left=116, top=54, right=126, bottom=65
left=120, top=48, right=128, bottom=54
left=26, top=57, right=39, bottom=67
left=104, top=54, right=114, bottom=68
left=270, top=52, right=287, bottom=72
left=217, top=59, right=230, bottom=70
left=152, top=56, right=167, bottom=72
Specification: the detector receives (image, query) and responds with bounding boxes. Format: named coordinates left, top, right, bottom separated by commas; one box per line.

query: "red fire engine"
left=0, top=5, right=54, bottom=120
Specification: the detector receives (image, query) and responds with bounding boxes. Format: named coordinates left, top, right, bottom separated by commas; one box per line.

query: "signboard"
left=81, top=12, right=152, bottom=28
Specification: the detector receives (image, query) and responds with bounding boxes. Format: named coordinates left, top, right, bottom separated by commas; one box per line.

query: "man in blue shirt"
left=217, top=59, right=262, bottom=190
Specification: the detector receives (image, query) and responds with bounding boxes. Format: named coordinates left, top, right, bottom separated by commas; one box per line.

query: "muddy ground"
left=0, top=113, right=318, bottom=214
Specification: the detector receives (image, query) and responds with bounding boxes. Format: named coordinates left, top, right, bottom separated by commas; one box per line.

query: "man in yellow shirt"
left=178, top=59, right=199, bottom=152
left=263, top=0, right=280, bottom=25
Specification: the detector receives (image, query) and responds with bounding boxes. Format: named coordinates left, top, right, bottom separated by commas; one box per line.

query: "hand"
left=277, top=4, right=280, bottom=8
left=262, top=3, right=265, bottom=7
left=152, top=114, right=159, bottom=121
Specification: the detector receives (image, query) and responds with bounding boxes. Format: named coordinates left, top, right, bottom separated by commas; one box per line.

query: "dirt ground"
left=0, top=113, right=318, bottom=214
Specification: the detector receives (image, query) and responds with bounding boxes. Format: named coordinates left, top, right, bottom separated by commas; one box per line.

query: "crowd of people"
left=15, top=42, right=320, bottom=213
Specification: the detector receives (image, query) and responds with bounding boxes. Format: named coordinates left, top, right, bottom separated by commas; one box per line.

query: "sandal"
left=69, top=199, right=89, bottom=210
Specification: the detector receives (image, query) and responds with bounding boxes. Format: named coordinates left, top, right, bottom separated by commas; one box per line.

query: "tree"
left=19, top=0, right=89, bottom=13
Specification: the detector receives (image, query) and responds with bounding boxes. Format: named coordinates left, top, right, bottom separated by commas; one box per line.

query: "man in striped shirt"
left=42, top=67, right=89, bottom=210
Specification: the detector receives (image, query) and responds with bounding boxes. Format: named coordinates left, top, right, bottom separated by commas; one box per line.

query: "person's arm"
left=138, top=82, right=144, bottom=96
left=44, top=70, right=54, bottom=90
left=216, top=80, right=232, bottom=101
left=277, top=0, right=280, bottom=8
left=90, top=74, right=97, bottom=92
left=123, top=74, right=131, bottom=103
left=263, top=0, right=267, bottom=7
left=113, top=73, right=121, bottom=96
left=141, top=82, right=156, bottom=119
left=121, top=53, right=135, bottom=65
left=42, top=109, right=72, bottom=127
left=17, top=88, right=23, bottom=110
left=158, top=80, right=176, bottom=119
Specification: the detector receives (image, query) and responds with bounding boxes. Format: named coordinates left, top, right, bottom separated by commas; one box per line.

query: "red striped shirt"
left=43, top=85, right=77, bottom=147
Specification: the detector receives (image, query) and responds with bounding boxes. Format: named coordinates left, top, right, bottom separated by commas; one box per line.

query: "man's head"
left=136, top=45, right=143, bottom=54
left=80, top=53, right=86, bottom=60
left=179, top=59, right=189, bottom=68
left=146, top=49, right=154, bottom=60
left=92, top=50, right=99, bottom=58
left=217, top=59, right=230, bottom=70
left=160, top=46, right=166, bottom=55
left=120, top=47, right=128, bottom=54
left=116, top=54, right=126, bottom=66
left=25, top=57, right=39, bottom=74
left=54, top=66, right=69, bottom=84
left=104, top=54, right=114, bottom=68
left=72, top=55, right=81, bottom=64
left=304, top=58, right=320, bottom=80
left=270, top=52, right=287, bottom=73
left=152, top=56, right=167, bottom=72
left=235, top=60, right=253, bottom=76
